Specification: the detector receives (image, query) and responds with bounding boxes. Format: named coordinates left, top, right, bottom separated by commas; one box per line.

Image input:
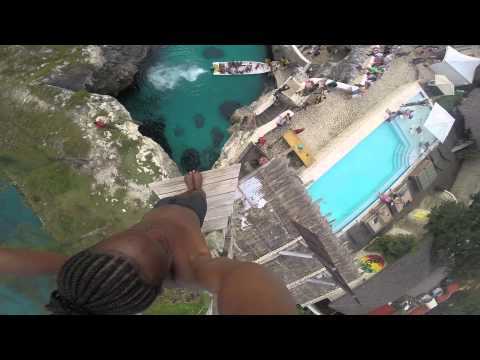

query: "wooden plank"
left=153, top=179, right=239, bottom=200
left=282, top=130, right=315, bottom=167
left=151, top=168, right=241, bottom=194
left=149, top=164, right=241, bottom=234
left=150, top=165, right=241, bottom=193
left=203, top=179, right=239, bottom=197
left=204, top=204, right=235, bottom=221
left=207, top=192, right=237, bottom=209
left=202, top=217, right=229, bottom=233
left=255, top=237, right=302, bottom=264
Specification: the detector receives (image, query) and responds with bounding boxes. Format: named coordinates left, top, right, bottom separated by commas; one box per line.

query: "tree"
left=425, top=192, right=480, bottom=279
left=367, top=234, right=416, bottom=264
left=429, top=287, right=480, bottom=315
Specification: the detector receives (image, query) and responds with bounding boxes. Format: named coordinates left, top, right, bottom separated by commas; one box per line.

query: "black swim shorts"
left=154, top=190, right=207, bottom=226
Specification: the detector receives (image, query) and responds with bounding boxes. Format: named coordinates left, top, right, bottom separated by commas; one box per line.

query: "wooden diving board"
left=149, top=164, right=241, bottom=233
left=282, top=130, right=315, bottom=167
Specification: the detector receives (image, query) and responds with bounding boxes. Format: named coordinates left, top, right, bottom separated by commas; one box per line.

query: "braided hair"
left=45, top=250, right=161, bottom=315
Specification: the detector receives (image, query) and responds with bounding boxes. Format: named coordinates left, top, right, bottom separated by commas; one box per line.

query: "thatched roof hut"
left=232, top=158, right=361, bottom=305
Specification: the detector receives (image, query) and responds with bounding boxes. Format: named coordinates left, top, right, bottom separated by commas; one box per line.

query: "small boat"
left=212, top=61, right=271, bottom=76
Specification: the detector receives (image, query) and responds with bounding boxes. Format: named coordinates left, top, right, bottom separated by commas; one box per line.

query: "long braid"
left=110, top=287, right=158, bottom=315
left=87, top=265, right=137, bottom=307
left=75, top=255, right=115, bottom=304
left=92, top=260, right=160, bottom=313
left=46, top=250, right=161, bottom=315
left=101, top=281, right=152, bottom=313
left=71, top=253, right=104, bottom=299
left=59, top=251, right=90, bottom=300
left=87, top=267, right=140, bottom=311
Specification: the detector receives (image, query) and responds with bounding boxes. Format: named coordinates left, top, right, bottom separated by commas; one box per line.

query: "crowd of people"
left=355, top=45, right=396, bottom=92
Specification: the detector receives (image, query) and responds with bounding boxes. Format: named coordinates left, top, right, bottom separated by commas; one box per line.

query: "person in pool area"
left=385, top=108, right=414, bottom=122
left=378, top=192, right=394, bottom=207
left=0, top=171, right=296, bottom=315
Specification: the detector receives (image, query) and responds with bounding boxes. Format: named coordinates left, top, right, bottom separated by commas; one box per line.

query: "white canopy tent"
left=423, top=103, right=456, bottom=143
left=431, top=46, right=480, bottom=86
left=431, top=74, right=455, bottom=95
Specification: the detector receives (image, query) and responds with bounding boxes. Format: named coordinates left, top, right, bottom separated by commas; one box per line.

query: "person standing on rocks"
left=0, top=171, right=296, bottom=315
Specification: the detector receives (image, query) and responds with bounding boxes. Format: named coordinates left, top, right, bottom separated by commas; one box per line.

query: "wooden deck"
left=149, top=164, right=241, bottom=233
left=282, top=129, right=315, bottom=167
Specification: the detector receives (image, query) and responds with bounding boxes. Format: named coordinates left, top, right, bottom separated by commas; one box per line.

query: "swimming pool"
left=307, top=92, right=434, bottom=232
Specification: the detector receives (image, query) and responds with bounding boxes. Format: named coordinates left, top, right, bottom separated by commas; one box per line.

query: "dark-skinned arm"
left=191, top=256, right=297, bottom=315
left=0, top=248, right=67, bottom=277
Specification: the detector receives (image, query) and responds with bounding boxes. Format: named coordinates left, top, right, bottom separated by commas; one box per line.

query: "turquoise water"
left=120, top=45, right=268, bottom=172
left=0, top=180, right=56, bottom=315
left=308, top=122, right=410, bottom=232
left=307, top=92, right=435, bottom=232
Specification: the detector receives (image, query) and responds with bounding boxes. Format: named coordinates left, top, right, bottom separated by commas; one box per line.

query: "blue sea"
left=0, top=180, right=56, bottom=315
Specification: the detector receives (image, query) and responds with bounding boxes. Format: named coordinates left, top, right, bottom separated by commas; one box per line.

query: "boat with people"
left=212, top=61, right=272, bottom=75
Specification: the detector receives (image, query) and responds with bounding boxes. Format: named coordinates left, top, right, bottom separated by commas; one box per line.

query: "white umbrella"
left=431, top=46, right=480, bottom=86
left=423, top=103, right=456, bottom=143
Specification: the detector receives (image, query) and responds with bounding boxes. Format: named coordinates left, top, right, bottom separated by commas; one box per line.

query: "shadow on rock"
left=138, top=118, right=172, bottom=156
left=211, top=127, right=225, bottom=148
left=201, top=147, right=221, bottom=169
left=181, top=148, right=201, bottom=173
left=220, top=100, right=242, bottom=122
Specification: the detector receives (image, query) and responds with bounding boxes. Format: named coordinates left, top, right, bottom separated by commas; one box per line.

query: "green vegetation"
left=115, top=135, right=162, bottom=185
left=67, top=89, right=91, bottom=108
left=366, top=234, right=417, bottom=263
left=0, top=91, right=146, bottom=253
left=429, top=284, right=480, bottom=315
left=0, top=46, right=149, bottom=253
left=144, top=289, right=210, bottom=315
left=426, top=192, right=480, bottom=279
left=0, top=45, right=88, bottom=84
left=0, top=45, right=202, bottom=313
left=423, top=193, right=480, bottom=314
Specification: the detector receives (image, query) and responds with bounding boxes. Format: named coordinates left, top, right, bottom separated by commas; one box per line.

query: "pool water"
left=120, top=45, right=269, bottom=173
left=308, top=122, right=410, bottom=232
left=308, top=92, right=435, bottom=232
left=0, top=180, right=56, bottom=315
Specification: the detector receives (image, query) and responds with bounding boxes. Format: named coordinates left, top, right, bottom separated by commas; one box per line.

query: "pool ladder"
left=392, top=143, right=409, bottom=170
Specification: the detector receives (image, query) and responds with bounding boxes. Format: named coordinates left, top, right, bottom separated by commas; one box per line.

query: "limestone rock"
left=214, top=128, right=254, bottom=168
left=329, top=46, right=371, bottom=83
left=44, top=45, right=157, bottom=96
left=230, top=105, right=256, bottom=125
left=88, top=45, right=156, bottom=96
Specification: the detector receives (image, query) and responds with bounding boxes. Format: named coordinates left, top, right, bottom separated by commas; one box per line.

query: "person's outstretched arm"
left=0, top=248, right=67, bottom=277
left=191, top=256, right=297, bottom=315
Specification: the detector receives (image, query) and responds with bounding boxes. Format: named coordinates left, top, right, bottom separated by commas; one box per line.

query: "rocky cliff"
left=0, top=45, right=179, bottom=252
left=272, top=45, right=372, bottom=84
left=43, top=45, right=157, bottom=96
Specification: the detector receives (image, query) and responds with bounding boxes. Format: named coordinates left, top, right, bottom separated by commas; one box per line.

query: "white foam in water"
left=147, top=64, right=207, bottom=91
